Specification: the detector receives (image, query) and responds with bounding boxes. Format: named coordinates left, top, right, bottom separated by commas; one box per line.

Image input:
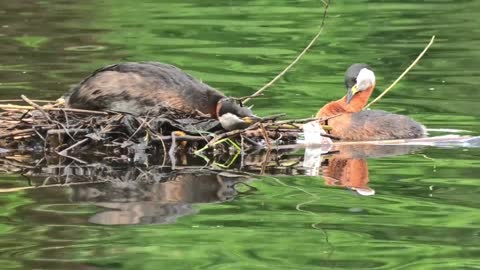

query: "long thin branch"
left=365, top=35, right=436, bottom=109
left=243, top=0, right=331, bottom=104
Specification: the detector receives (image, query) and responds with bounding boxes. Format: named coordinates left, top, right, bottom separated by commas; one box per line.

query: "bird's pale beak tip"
left=346, top=84, right=358, bottom=104
left=242, top=116, right=261, bottom=124
left=346, top=91, right=353, bottom=104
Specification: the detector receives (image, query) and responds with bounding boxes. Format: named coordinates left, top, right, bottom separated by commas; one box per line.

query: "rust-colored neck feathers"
left=322, top=158, right=369, bottom=189
left=316, top=86, right=374, bottom=118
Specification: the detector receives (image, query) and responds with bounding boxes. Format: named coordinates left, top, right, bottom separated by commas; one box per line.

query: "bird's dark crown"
left=344, top=63, right=373, bottom=90
left=217, top=98, right=254, bottom=118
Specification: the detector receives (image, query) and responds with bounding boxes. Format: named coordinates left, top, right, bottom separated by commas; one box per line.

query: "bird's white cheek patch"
left=356, top=68, right=376, bottom=91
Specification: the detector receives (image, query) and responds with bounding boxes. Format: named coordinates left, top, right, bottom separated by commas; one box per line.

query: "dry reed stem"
left=365, top=35, right=436, bottom=109
left=243, top=0, right=331, bottom=104
left=0, top=99, right=54, bottom=103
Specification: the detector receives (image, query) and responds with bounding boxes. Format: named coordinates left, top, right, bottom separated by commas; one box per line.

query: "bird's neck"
left=317, top=86, right=374, bottom=118
left=323, top=158, right=369, bottom=188
left=341, top=86, right=374, bottom=111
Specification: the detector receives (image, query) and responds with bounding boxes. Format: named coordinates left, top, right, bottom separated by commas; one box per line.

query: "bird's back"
left=65, top=62, right=225, bottom=116
left=327, top=110, right=426, bottom=141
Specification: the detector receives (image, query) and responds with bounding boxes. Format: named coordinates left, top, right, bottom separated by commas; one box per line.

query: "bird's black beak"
left=346, top=84, right=359, bottom=104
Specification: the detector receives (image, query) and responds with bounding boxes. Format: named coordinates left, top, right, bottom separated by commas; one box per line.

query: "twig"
left=243, top=129, right=299, bottom=138
left=240, top=135, right=245, bottom=168
left=274, top=117, right=318, bottom=125
left=127, top=114, right=150, bottom=141
left=47, top=128, right=89, bottom=135
left=58, top=138, right=89, bottom=155
left=257, top=113, right=286, bottom=122
left=0, top=128, right=35, bottom=139
left=151, top=134, right=213, bottom=142
left=259, top=123, right=271, bottom=149
left=0, top=99, right=55, bottom=103
left=48, top=107, right=110, bottom=115
left=32, top=128, right=46, bottom=142
left=208, top=122, right=262, bottom=146
left=20, top=97, right=79, bottom=141
left=321, top=133, right=340, bottom=140
left=241, top=134, right=263, bottom=147
left=169, top=132, right=177, bottom=169
left=61, top=109, right=70, bottom=128
left=55, top=151, right=88, bottom=164
left=0, top=104, right=109, bottom=115
left=243, top=0, right=331, bottom=104
left=0, top=104, right=37, bottom=110
left=20, top=95, right=53, bottom=122
left=365, top=35, right=436, bottom=109
left=157, top=135, right=168, bottom=167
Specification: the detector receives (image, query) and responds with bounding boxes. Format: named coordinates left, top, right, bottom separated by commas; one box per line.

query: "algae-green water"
left=1, top=0, right=479, bottom=269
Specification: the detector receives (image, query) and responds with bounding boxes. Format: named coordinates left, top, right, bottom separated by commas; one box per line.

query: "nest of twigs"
left=0, top=95, right=328, bottom=165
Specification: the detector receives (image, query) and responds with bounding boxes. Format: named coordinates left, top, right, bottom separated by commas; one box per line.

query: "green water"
left=1, top=0, right=480, bottom=269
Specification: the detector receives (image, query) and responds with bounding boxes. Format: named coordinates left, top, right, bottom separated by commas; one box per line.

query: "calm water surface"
left=1, top=0, right=480, bottom=269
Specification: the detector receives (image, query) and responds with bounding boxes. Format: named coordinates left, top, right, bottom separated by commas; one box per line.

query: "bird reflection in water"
left=303, top=144, right=424, bottom=196
left=66, top=169, right=255, bottom=225
left=1, top=143, right=424, bottom=225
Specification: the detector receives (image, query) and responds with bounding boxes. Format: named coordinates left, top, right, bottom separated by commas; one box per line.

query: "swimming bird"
left=64, top=62, right=259, bottom=131
left=316, top=64, right=426, bottom=141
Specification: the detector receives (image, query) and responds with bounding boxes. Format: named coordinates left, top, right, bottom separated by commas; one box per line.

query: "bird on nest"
left=64, top=62, right=260, bottom=131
